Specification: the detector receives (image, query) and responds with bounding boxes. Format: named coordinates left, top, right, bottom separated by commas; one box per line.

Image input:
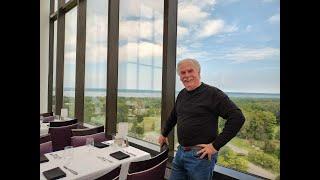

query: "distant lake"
left=63, top=88, right=280, bottom=99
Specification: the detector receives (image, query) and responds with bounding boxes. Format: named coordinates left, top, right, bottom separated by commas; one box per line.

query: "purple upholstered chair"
left=40, top=112, right=53, bottom=117
left=40, top=141, right=53, bottom=155
left=49, top=118, right=78, bottom=127
left=127, top=144, right=169, bottom=180
left=71, top=132, right=108, bottom=147
left=42, top=116, right=54, bottom=123
left=95, top=165, right=121, bottom=180
left=48, top=123, right=79, bottom=151
left=40, top=133, right=51, bottom=144
left=72, top=125, right=104, bottom=136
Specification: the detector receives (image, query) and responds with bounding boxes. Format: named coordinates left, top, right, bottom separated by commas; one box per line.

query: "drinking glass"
left=111, top=134, right=120, bottom=150
left=86, top=137, right=94, bottom=153
left=63, top=146, right=74, bottom=166
left=114, top=136, right=123, bottom=148
left=54, top=115, right=60, bottom=120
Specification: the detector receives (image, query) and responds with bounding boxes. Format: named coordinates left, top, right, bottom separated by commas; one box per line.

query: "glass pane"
left=84, top=0, right=108, bottom=126
left=138, top=65, right=152, bottom=90
left=118, top=0, right=164, bottom=144
left=52, top=21, right=57, bottom=113
left=153, top=67, right=162, bottom=90
left=176, top=0, right=280, bottom=179
left=63, top=7, right=77, bottom=117
left=54, top=0, right=58, bottom=12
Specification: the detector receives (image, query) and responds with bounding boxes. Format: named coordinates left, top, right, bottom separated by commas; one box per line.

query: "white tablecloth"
left=40, top=121, right=50, bottom=135
left=40, top=141, right=151, bottom=180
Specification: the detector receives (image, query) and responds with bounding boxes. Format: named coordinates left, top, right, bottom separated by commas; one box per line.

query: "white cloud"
left=197, top=19, right=225, bottom=38
left=196, top=0, right=217, bottom=8
left=177, top=26, right=189, bottom=38
left=119, top=19, right=163, bottom=41
left=224, top=24, right=239, bottom=33
left=86, top=16, right=108, bottom=44
left=225, top=47, right=280, bottom=63
left=86, top=46, right=108, bottom=63
left=195, top=19, right=239, bottom=38
left=64, top=51, right=76, bottom=64
left=178, top=2, right=209, bottom=23
left=85, top=71, right=106, bottom=89
left=119, top=42, right=163, bottom=62
left=64, top=45, right=109, bottom=65
left=267, top=13, right=280, bottom=24
left=120, top=0, right=163, bottom=18
left=176, top=45, right=210, bottom=62
left=176, top=46, right=188, bottom=57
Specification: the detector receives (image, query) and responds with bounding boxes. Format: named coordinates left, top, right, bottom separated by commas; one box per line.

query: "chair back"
left=40, top=112, right=53, bottom=117
left=95, top=165, right=121, bottom=180
left=40, top=133, right=51, bottom=144
left=42, top=116, right=54, bottom=123
left=49, top=119, right=78, bottom=127
left=49, top=123, right=79, bottom=151
left=72, top=125, right=104, bottom=136
left=40, top=141, right=53, bottom=155
left=71, top=132, right=108, bottom=147
left=127, top=158, right=168, bottom=180
left=127, top=143, right=169, bottom=180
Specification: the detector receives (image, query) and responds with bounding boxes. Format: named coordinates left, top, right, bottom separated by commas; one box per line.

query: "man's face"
left=178, top=62, right=201, bottom=91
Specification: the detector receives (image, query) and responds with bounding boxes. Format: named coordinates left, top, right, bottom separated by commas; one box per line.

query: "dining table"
left=40, top=140, right=151, bottom=180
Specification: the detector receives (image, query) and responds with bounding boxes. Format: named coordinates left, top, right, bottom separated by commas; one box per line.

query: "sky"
left=175, top=0, right=280, bottom=93
left=62, top=0, right=280, bottom=94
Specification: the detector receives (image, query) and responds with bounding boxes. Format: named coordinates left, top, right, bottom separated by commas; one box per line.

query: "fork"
left=97, top=156, right=106, bottom=161
left=49, top=153, right=62, bottom=159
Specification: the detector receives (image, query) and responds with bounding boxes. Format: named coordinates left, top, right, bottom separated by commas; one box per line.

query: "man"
left=158, top=58, right=245, bottom=180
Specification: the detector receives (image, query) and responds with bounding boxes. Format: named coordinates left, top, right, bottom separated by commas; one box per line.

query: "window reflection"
left=118, top=0, right=164, bottom=144
left=84, top=0, right=108, bottom=126
left=63, top=7, right=77, bottom=117
left=52, top=21, right=57, bottom=113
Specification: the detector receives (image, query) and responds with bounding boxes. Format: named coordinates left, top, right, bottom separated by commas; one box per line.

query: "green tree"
left=84, top=97, right=95, bottom=122
left=248, top=150, right=280, bottom=173
left=218, top=146, right=249, bottom=172
left=136, top=115, right=144, bottom=123
left=117, top=101, right=128, bottom=122
left=263, top=140, right=277, bottom=153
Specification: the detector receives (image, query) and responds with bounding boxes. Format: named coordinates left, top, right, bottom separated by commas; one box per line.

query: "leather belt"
left=181, top=146, right=201, bottom=151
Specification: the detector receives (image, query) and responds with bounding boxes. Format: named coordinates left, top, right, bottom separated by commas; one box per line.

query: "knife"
left=63, top=166, right=78, bottom=175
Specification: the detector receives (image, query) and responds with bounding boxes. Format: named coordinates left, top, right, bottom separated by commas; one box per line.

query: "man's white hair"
left=177, top=58, right=201, bottom=74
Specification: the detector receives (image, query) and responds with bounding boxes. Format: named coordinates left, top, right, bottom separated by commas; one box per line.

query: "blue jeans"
left=169, top=145, right=218, bottom=180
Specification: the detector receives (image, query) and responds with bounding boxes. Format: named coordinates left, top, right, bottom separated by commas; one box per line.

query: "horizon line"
left=62, top=87, right=280, bottom=95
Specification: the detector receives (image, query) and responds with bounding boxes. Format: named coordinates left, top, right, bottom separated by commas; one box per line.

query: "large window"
left=117, top=0, right=164, bottom=144
left=47, top=1, right=280, bottom=178
left=54, top=0, right=58, bottom=12
left=52, top=21, right=58, bottom=113
left=175, top=0, right=280, bottom=179
left=84, top=0, right=108, bottom=126
left=63, top=7, right=77, bottom=117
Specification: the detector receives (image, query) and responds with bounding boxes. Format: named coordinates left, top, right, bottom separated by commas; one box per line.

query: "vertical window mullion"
left=161, top=0, right=178, bottom=157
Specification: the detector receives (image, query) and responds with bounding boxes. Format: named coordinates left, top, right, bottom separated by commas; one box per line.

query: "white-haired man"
left=158, top=58, right=245, bottom=180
